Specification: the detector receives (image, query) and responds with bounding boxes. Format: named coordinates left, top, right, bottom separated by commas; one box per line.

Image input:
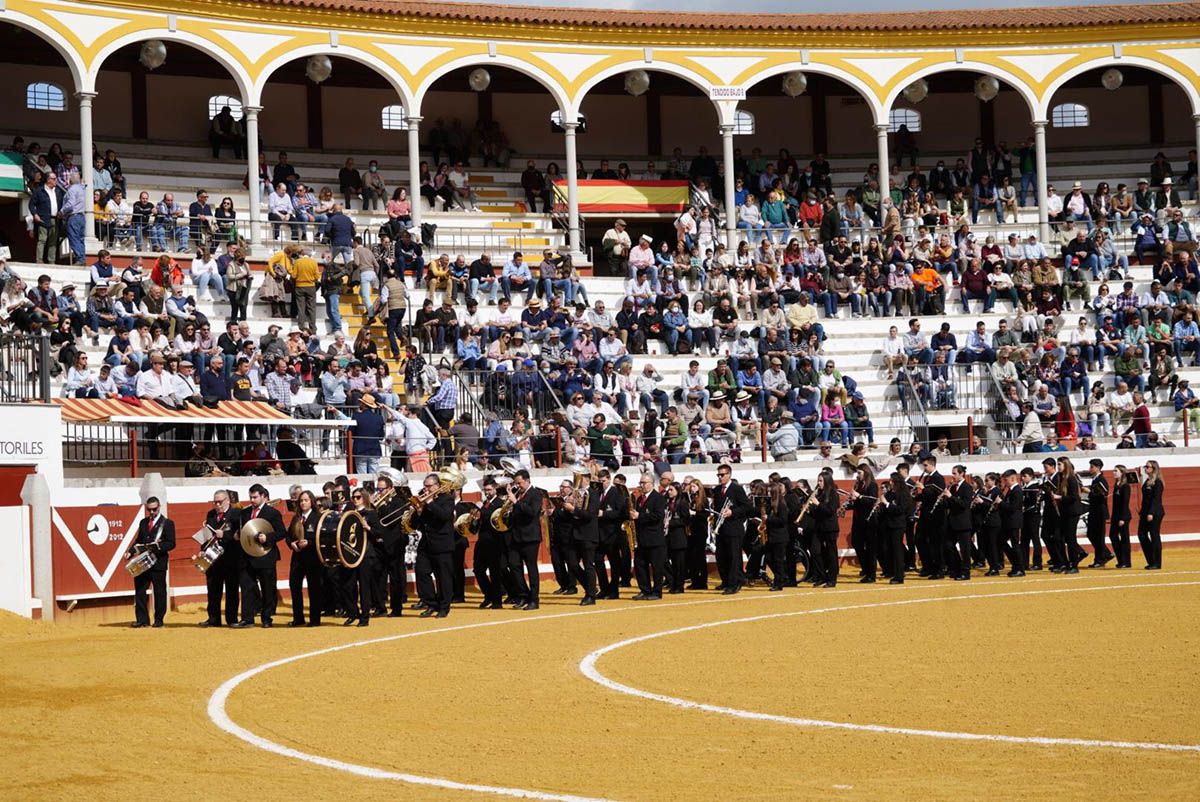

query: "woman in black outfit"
left=849, top=466, right=878, bottom=583
left=1054, top=458, right=1084, bottom=574
left=765, top=480, right=791, bottom=591
left=286, top=490, right=324, bottom=627
left=685, top=478, right=709, bottom=589
left=1138, top=459, right=1165, bottom=569
left=812, top=472, right=841, bottom=588
left=1109, top=466, right=1134, bottom=568
left=980, top=472, right=1004, bottom=576
left=664, top=482, right=689, bottom=594
left=794, top=480, right=824, bottom=587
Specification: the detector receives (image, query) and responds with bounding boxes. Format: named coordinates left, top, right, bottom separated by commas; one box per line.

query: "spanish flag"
left=552, top=180, right=689, bottom=213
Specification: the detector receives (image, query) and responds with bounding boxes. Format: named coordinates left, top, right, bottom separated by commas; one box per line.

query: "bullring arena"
left=3, top=0, right=1200, bottom=800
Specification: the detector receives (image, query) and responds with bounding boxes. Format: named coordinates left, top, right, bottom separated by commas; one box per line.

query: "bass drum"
left=314, top=510, right=367, bottom=569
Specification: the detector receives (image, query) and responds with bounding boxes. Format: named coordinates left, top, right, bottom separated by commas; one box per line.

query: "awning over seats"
left=552, top=179, right=690, bottom=213
left=53, top=398, right=353, bottom=427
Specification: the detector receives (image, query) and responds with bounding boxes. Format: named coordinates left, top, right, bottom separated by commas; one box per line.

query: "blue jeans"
left=665, top=327, right=692, bottom=354
left=1099, top=253, right=1130, bottom=278
left=331, top=244, right=353, bottom=268
left=1060, top=374, right=1089, bottom=398
left=811, top=420, right=831, bottom=443
left=469, top=277, right=499, bottom=303
left=1068, top=212, right=1094, bottom=233
left=502, top=276, right=534, bottom=302
left=1117, top=374, right=1144, bottom=392
left=542, top=277, right=574, bottom=303
left=866, top=290, right=891, bottom=317
left=326, top=291, right=343, bottom=334
left=66, top=214, right=86, bottom=264
left=640, top=389, right=668, bottom=415
left=626, top=264, right=659, bottom=287
left=737, top=221, right=764, bottom=242
left=354, top=456, right=380, bottom=475
left=359, top=269, right=378, bottom=309
left=195, top=271, right=225, bottom=299
left=906, top=347, right=933, bottom=364
left=1019, top=171, right=1037, bottom=206
left=850, top=420, right=875, bottom=444
left=765, top=222, right=790, bottom=244
left=1174, top=337, right=1200, bottom=366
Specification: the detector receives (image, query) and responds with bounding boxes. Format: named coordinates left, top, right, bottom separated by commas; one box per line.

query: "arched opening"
left=26, top=82, right=67, bottom=112
left=1042, top=65, right=1196, bottom=194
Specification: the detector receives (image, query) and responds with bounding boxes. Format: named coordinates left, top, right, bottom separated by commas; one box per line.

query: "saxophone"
left=623, top=487, right=637, bottom=551
left=756, top=494, right=768, bottom=546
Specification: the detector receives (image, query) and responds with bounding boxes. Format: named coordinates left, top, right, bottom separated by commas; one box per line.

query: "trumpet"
left=369, top=486, right=397, bottom=510
left=388, top=465, right=467, bottom=532
left=488, top=458, right=523, bottom=532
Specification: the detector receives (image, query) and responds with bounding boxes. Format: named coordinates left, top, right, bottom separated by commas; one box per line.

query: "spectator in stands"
left=1122, top=391, right=1152, bottom=448
left=30, top=171, right=63, bottom=264
left=360, top=160, right=386, bottom=211
left=188, top=190, right=215, bottom=249
left=268, top=183, right=300, bottom=241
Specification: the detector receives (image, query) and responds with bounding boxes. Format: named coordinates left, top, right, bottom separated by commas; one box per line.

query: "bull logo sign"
left=51, top=505, right=145, bottom=596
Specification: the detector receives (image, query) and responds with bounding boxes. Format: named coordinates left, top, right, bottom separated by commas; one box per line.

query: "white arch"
left=87, top=29, right=251, bottom=101
left=413, top=54, right=569, bottom=118
left=880, top=61, right=1039, bottom=124
left=569, top=61, right=722, bottom=124
left=736, top=62, right=885, bottom=125
left=1037, top=56, right=1200, bottom=120
left=0, top=12, right=86, bottom=93
left=251, top=43, right=414, bottom=111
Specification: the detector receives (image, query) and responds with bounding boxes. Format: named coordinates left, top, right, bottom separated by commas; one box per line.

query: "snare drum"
left=314, top=510, right=367, bottom=569
left=125, top=548, right=157, bottom=578
left=192, top=538, right=225, bottom=573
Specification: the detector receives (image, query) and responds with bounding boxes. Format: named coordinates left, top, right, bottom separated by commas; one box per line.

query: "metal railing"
left=0, top=331, right=51, bottom=403
left=898, top=368, right=930, bottom=448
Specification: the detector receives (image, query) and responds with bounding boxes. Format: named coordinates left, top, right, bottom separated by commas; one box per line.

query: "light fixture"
left=974, top=75, right=1000, bottom=102
left=781, top=71, right=807, bottom=97
left=468, top=68, right=491, bottom=92
left=138, top=40, right=167, bottom=71
left=902, top=79, right=929, bottom=104
left=624, top=69, right=650, bottom=97
left=1101, top=68, right=1124, bottom=91
left=305, top=54, right=333, bottom=83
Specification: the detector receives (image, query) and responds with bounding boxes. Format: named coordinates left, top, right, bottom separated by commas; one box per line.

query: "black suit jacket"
left=1111, top=483, right=1132, bottom=525
left=416, top=494, right=456, bottom=554
left=634, top=489, right=667, bottom=548
left=1088, top=475, right=1109, bottom=522
left=571, top=484, right=601, bottom=545
left=205, top=507, right=241, bottom=568
left=287, top=509, right=321, bottom=566
left=1140, top=479, right=1165, bottom=520
left=509, top=485, right=545, bottom=545
left=596, top=484, right=627, bottom=544
left=30, top=185, right=64, bottom=227
left=946, top=480, right=974, bottom=532
left=241, top=503, right=285, bottom=564
left=999, top=486, right=1023, bottom=530
left=711, top=481, right=753, bottom=539
left=132, top=515, right=175, bottom=573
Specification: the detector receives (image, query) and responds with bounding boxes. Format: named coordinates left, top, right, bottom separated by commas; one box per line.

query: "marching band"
left=127, top=457, right=1170, bottom=628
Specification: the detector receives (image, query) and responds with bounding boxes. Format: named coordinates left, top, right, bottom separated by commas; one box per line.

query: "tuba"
left=392, top=464, right=468, bottom=533
left=488, top=458, right=523, bottom=532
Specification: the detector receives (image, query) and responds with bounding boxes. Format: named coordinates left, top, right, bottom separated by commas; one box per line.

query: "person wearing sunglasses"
left=127, top=497, right=175, bottom=629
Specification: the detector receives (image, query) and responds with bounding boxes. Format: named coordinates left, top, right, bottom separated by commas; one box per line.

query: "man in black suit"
left=594, top=469, right=627, bottom=600
left=473, top=477, right=507, bottom=609
left=999, top=470, right=1025, bottom=577
left=630, top=473, right=668, bottom=600
left=506, top=469, right=545, bottom=610
left=127, top=496, right=175, bottom=628
left=915, top=456, right=947, bottom=578
left=1040, top=458, right=1065, bottom=570
left=30, top=172, right=64, bottom=264
left=944, top=466, right=975, bottom=580
left=235, top=483, right=285, bottom=628
left=1019, top=468, right=1043, bottom=571
left=1085, top=459, right=1113, bottom=568
left=711, top=464, right=753, bottom=594
left=415, top=473, right=457, bottom=618
left=548, top=480, right=579, bottom=596
left=567, top=477, right=601, bottom=605
left=201, top=490, right=241, bottom=627
left=371, top=469, right=408, bottom=616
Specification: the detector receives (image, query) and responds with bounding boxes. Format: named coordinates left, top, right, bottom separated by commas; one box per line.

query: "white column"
left=407, top=115, right=422, bottom=230
left=244, top=105, right=262, bottom=250
left=77, top=91, right=99, bottom=254
left=720, top=123, right=736, bottom=249
left=1193, top=114, right=1200, bottom=198
left=1033, top=119, right=1049, bottom=243
left=874, top=122, right=890, bottom=198
left=563, top=121, right=582, bottom=260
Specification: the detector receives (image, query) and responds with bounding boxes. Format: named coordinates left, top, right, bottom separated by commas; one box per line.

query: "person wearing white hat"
left=1065, top=181, right=1093, bottom=233
left=627, top=232, right=658, bottom=286
left=1156, top=176, right=1183, bottom=220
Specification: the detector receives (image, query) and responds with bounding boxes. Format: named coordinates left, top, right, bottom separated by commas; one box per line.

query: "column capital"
left=243, top=105, right=263, bottom=118
left=873, top=122, right=889, bottom=134
left=718, top=123, right=735, bottom=136
left=406, top=115, right=423, bottom=126
left=75, top=91, right=97, bottom=103
left=1192, top=113, right=1200, bottom=122
left=560, top=120, right=579, bottom=132
left=1032, top=119, right=1048, bottom=129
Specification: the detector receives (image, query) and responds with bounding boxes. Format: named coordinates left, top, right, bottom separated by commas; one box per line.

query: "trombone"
left=387, top=465, right=467, bottom=532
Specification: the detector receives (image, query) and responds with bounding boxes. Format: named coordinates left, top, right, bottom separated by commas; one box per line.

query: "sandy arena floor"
left=3, top=550, right=1199, bottom=802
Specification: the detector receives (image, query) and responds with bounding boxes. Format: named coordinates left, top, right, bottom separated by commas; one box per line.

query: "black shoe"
left=410, top=602, right=428, bottom=610
left=603, top=591, right=620, bottom=600
left=551, top=588, right=566, bottom=595
left=287, top=621, right=304, bottom=627
left=260, top=620, right=273, bottom=628
left=1007, top=570, right=1025, bottom=577
left=714, top=584, right=727, bottom=591
left=930, top=573, right=946, bottom=581
left=889, top=578, right=904, bottom=584
left=1030, top=564, right=1043, bottom=571
left=667, top=588, right=683, bottom=594
left=859, top=576, right=876, bottom=584
left=1096, top=552, right=1115, bottom=567
left=821, top=581, right=836, bottom=588
left=387, top=611, right=403, bottom=617
left=131, top=622, right=148, bottom=629
left=768, top=585, right=783, bottom=592
left=512, top=601, right=528, bottom=610
left=525, top=602, right=539, bottom=611
left=562, top=587, right=578, bottom=595
left=648, top=593, right=662, bottom=600
left=503, top=596, right=518, bottom=605
left=370, top=608, right=387, bottom=617
left=1065, top=566, right=1080, bottom=574
left=954, top=574, right=969, bottom=581
left=631, top=593, right=648, bottom=600
left=985, top=569, right=999, bottom=576
left=307, top=621, right=321, bottom=627
left=1145, top=564, right=1161, bottom=570
left=580, top=596, right=596, bottom=606
left=721, top=588, right=738, bottom=595
left=451, top=597, right=466, bottom=604
left=343, top=617, right=358, bottom=626
left=151, top=621, right=163, bottom=628
left=478, top=601, right=491, bottom=609
left=619, top=581, right=632, bottom=588
left=435, top=611, right=449, bottom=618
left=231, top=621, right=253, bottom=629
left=199, top=620, right=218, bottom=628
left=420, top=609, right=436, bottom=618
